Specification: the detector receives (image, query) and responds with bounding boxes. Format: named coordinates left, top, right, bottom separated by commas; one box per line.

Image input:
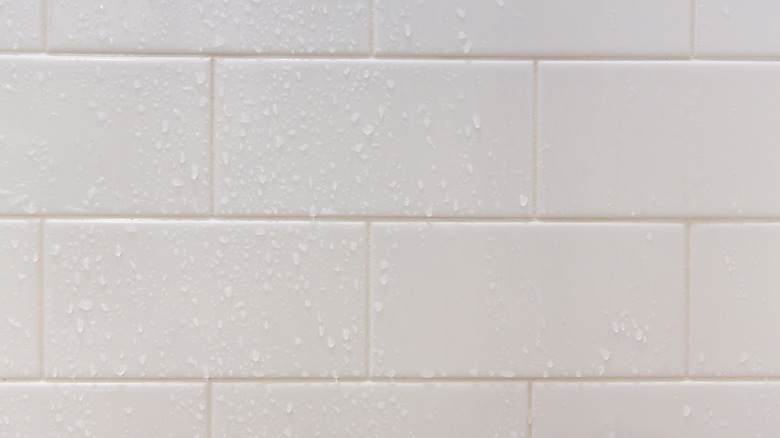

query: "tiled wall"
left=1, top=0, right=778, bottom=436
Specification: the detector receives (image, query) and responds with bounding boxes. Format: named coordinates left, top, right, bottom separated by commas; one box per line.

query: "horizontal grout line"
left=3, top=215, right=780, bottom=224
left=3, top=376, right=780, bottom=384
left=2, top=51, right=780, bottom=62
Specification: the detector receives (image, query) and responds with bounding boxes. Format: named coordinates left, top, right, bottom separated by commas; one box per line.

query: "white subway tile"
left=215, top=60, right=533, bottom=217
left=44, top=220, right=365, bottom=378
left=0, top=220, right=39, bottom=377
left=0, top=56, right=210, bottom=215
left=533, top=382, right=780, bottom=438
left=213, top=382, right=527, bottom=438
left=0, top=0, right=42, bottom=50
left=376, top=0, right=690, bottom=57
left=690, top=224, right=780, bottom=376
left=48, top=0, right=369, bottom=54
left=0, top=383, right=206, bottom=436
left=370, top=222, right=685, bottom=378
left=697, top=0, right=780, bottom=57
left=539, top=62, right=780, bottom=217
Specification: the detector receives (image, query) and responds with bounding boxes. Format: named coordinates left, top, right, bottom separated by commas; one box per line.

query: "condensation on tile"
left=0, top=220, right=39, bottom=377
left=0, top=0, right=42, bottom=51
left=370, top=222, right=686, bottom=378
left=533, top=382, right=780, bottom=438
left=213, top=382, right=528, bottom=437
left=48, top=0, right=369, bottom=54
left=696, top=0, right=780, bottom=57
left=215, top=59, right=533, bottom=217
left=539, top=61, right=780, bottom=217
left=690, top=224, right=780, bottom=377
left=0, top=383, right=206, bottom=436
left=376, top=0, right=690, bottom=56
left=0, top=56, right=211, bottom=215
left=44, top=220, right=366, bottom=378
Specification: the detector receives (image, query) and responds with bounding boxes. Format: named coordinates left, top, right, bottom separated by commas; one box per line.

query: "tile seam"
left=38, top=219, right=45, bottom=379
left=365, top=222, right=372, bottom=378
left=532, top=61, right=539, bottom=217
left=210, top=57, right=216, bottom=216
left=685, top=222, right=692, bottom=377
left=0, top=216, right=774, bottom=223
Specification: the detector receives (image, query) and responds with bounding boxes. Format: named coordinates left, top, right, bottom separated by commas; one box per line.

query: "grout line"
left=209, top=57, right=216, bottom=216
left=3, top=376, right=780, bottom=384
left=685, top=222, right=692, bottom=377
left=365, top=222, right=372, bottom=378
left=0, top=51, right=722, bottom=61
left=206, top=380, right=213, bottom=438
left=690, top=0, right=697, bottom=59
left=41, top=0, right=48, bottom=53
left=38, top=219, right=45, bottom=378
left=2, top=51, right=780, bottom=62
left=6, top=215, right=780, bottom=223
left=527, top=380, right=533, bottom=438
left=369, top=0, right=376, bottom=56
left=531, top=61, right=539, bottom=218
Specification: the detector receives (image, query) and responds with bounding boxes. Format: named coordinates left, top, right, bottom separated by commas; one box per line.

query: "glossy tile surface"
left=0, top=0, right=42, bottom=50
left=45, top=220, right=366, bottom=378
left=0, top=56, right=210, bottom=215
left=376, top=0, right=690, bottom=56
left=0, top=383, right=206, bottom=437
left=370, top=222, right=686, bottom=377
left=697, top=0, right=780, bottom=57
left=691, top=224, right=780, bottom=376
left=215, top=60, right=534, bottom=217
left=48, top=0, right=369, bottom=54
left=0, top=220, right=39, bottom=377
left=533, top=382, right=780, bottom=438
left=213, top=382, right=527, bottom=438
left=539, top=62, right=780, bottom=217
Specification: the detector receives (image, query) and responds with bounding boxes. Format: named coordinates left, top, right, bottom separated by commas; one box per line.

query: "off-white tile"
left=376, top=0, right=690, bottom=57
left=697, top=0, right=780, bottom=57
left=215, top=59, right=533, bottom=217
left=0, top=220, right=39, bottom=377
left=0, top=0, right=42, bottom=50
left=539, top=61, right=780, bottom=217
left=691, top=224, right=780, bottom=376
left=44, top=220, right=365, bottom=378
left=213, top=382, right=527, bottom=438
left=0, top=383, right=206, bottom=437
left=0, top=56, right=210, bottom=215
left=533, top=382, right=780, bottom=438
left=370, top=222, right=685, bottom=378
left=48, top=0, right=369, bottom=54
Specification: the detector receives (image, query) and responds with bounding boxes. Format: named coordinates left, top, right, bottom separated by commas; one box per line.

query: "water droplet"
left=683, top=405, right=693, bottom=417
left=77, top=299, right=94, bottom=311
left=519, top=195, right=529, bottom=207
left=252, top=350, right=260, bottom=362
left=373, top=302, right=384, bottom=312
left=599, top=348, right=611, bottom=360
left=472, top=113, right=481, bottom=128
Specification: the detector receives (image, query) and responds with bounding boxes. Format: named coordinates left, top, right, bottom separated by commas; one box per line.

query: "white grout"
left=685, top=223, right=692, bottom=377
left=365, top=222, right=372, bottom=378
left=532, top=61, right=539, bottom=218
left=2, top=215, right=780, bottom=223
